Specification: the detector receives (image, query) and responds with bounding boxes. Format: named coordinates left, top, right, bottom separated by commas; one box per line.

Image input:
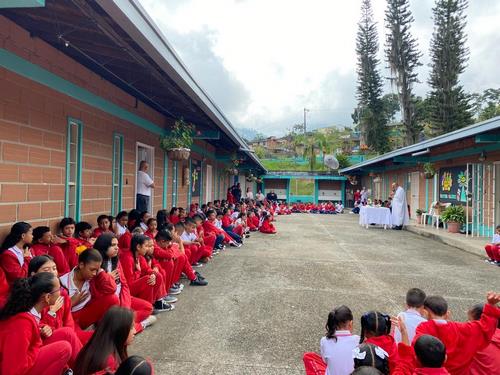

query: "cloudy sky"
left=138, top=0, right=500, bottom=137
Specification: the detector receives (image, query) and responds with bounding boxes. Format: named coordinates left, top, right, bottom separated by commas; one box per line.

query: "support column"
left=286, top=178, right=290, bottom=203
left=162, top=153, right=168, bottom=208
left=314, top=180, right=319, bottom=204
left=341, top=180, right=346, bottom=204
left=187, top=158, right=192, bottom=207
left=172, top=161, right=178, bottom=206
left=200, top=160, right=204, bottom=205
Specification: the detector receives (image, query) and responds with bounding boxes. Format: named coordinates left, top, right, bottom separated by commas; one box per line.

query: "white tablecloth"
left=359, top=206, right=392, bottom=228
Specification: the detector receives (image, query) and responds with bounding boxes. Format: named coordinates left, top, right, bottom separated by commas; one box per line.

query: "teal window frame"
left=64, top=118, right=83, bottom=220
left=163, top=153, right=169, bottom=208
left=111, top=133, right=124, bottom=215
left=172, top=161, right=178, bottom=206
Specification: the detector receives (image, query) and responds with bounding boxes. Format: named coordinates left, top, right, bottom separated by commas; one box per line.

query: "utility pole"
left=303, top=108, right=309, bottom=134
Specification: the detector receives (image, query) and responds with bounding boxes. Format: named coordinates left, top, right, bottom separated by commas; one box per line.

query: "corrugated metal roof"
left=340, top=116, right=500, bottom=173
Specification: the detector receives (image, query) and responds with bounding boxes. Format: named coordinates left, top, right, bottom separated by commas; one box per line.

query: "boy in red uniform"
left=92, top=215, right=112, bottom=238
left=484, top=225, right=500, bottom=264
left=58, top=218, right=80, bottom=269
left=31, top=226, right=70, bottom=275
left=414, top=292, right=500, bottom=375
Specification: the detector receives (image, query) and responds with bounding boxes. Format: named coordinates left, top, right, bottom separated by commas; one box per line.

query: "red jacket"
left=203, top=220, right=232, bottom=243
left=119, top=250, right=153, bottom=285
left=91, top=262, right=132, bottom=309
left=0, top=250, right=31, bottom=285
left=414, top=303, right=500, bottom=375
left=31, top=243, right=70, bottom=275
left=40, top=288, right=75, bottom=331
left=58, top=236, right=79, bottom=269
left=469, top=328, right=500, bottom=375
left=169, top=215, right=180, bottom=225
left=222, top=215, right=233, bottom=228
left=393, top=342, right=450, bottom=375
left=0, top=267, right=8, bottom=308
left=259, top=219, right=276, bottom=234
left=365, top=335, right=399, bottom=373
left=0, top=312, right=43, bottom=375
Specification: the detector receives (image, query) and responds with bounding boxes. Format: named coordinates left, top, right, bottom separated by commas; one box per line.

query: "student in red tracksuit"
left=92, top=215, right=113, bottom=238
left=193, top=215, right=219, bottom=252
left=93, top=234, right=155, bottom=332
left=259, top=214, right=277, bottom=234
left=169, top=207, right=180, bottom=225
left=119, top=234, right=173, bottom=313
left=0, top=267, right=8, bottom=308
left=0, top=222, right=33, bottom=285
left=75, top=222, right=96, bottom=254
left=182, top=219, right=212, bottom=264
left=29, top=255, right=93, bottom=346
left=359, top=311, right=399, bottom=373
left=144, top=218, right=159, bottom=241
left=31, top=226, right=70, bottom=275
left=468, top=303, right=500, bottom=375
left=60, top=249, right=120, bottom=330
left=144, top=238, right=177, bottom=305
left=414, top=292, right=500, bottom=375
left=0, top=272, right=72, bottom=375
left=162, top=224, right=207, bottom=287
left=58, top=217, right=80, bottom=269
left=204, top=210, right=235, bottom=245
left=74, top=306, right=136, bottom=375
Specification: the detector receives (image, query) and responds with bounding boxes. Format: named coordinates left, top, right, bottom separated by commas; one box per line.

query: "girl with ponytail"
left=303, top=305, right=359, bottom=375
left=0, top=272, right=72, bottom=375
left=0, top=222, right=33, bottom=284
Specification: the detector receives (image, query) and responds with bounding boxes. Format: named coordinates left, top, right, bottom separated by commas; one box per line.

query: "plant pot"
left=167, top=148, right=190, bottom=161
left=447, top=221, right=460, bottom=233
left=416, top=214, right=422, bottom=224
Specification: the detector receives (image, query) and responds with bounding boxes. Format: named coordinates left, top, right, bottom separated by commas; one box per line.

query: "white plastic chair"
left=421, top=202, right=436, bottom=227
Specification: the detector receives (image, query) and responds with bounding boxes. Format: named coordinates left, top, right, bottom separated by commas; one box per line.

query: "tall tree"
left=385, top=0, right=422, bottom=145
left=428, top=0, right=472, bottom=135
left=356, top=0, right=389, bottom=153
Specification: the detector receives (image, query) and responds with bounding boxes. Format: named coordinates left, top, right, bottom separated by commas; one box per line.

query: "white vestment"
left=391, top=186, right=410, bottom=226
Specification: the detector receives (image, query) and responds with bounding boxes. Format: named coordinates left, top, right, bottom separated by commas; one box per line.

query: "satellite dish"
left=324, top=154, right=339, bottom=170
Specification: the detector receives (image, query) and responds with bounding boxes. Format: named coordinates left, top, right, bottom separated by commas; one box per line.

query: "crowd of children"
left=291, top=202, right=345, bottom=214
left=0, top=197, right=281, bottom=375
left=303, top=287, right=500, bottom=375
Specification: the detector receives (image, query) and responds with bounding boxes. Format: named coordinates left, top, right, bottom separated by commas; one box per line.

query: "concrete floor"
left=131, top=214, right=500, bottom=374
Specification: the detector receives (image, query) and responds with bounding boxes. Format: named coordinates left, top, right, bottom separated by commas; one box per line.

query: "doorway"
left=135, top=143, right=154, bottom=212
left=205, top=164, right=213, bottom=203
left=410, top=172, right=420, bottom=217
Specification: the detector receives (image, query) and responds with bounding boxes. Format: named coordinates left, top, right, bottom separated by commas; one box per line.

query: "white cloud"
left=139, top=0, right=500, bottom=136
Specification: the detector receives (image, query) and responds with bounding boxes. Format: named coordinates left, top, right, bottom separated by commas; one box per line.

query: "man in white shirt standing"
left=391, top=182, right=409, bottom=230
left=136, top=161, right=155, bottom=213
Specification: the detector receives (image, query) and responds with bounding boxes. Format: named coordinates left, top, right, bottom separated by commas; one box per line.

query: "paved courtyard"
left=132, top=214, right=500, bottom=374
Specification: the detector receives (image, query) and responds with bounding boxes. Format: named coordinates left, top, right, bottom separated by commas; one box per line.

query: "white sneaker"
left=141, top=315, right=157, bottom=329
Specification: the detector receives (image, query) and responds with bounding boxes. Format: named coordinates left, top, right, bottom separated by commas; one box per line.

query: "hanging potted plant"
left=423, top=162, right=436, bottom=179
left=159, top=119, right=195, bottom=161
left=441, top=205, right=465, bottom=233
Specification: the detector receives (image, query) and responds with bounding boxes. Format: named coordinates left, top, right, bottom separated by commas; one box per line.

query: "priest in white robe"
left=391, top=182, right=409, bottom=230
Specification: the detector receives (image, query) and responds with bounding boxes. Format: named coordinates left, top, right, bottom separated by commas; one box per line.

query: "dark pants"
left=214, top=234, right=225, bottom=249
left=222, top=226, right=242, bottom=243
left=136, top=194, right=150, bottom=213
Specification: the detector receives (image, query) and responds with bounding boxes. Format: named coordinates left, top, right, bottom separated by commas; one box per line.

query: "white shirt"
left=320, top=331, right=360, bottom=375
left=105, top=260, right=122, bottom=297
left=140, top=222, right=148, bottom=231
left=60, top=268, right=91, bottom=312
left=394, top=309, right=427, bottom=344
left=246, top=191, right=254, bottom=199
left=215, top=219, right=222, bottom=229
left=28, top=307, right=41, bottom=322
left=492, top=233, right=500, bottom=244
left=117, top=224, right=127, bottom=236
left=256, top=193, right=265, bottom=201
left=137, top=170, right=153, bottom=196
left=181, top=232, right=197, bottom=242
left=8, top=246, right=28, bottom=266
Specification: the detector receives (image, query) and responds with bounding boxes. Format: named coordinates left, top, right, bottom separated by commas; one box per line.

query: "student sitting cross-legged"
left=59, top=249, right=120, bottom=330
left=484, top=225, right=500, bottom=265
left=0, top=222, right=33, bottom=285
left=303, top=305, right=360, bottom=375
left=0, top=272, right=72, bottom=375
left=31, top=226, right=70, bottom=275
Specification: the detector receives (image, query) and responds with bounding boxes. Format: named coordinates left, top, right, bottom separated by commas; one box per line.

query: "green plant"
left=159, top=119, right=195, bottom=150
left=441, top=205, right=465, bottom=224
left=423, top=162, right=435, bottom=175
left=416, top=208, right=426, bottom=215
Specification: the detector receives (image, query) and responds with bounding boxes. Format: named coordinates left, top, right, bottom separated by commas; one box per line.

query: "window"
left=65, top=118, right=82, bottom=220
left=112, top=134, right=124, bottom=215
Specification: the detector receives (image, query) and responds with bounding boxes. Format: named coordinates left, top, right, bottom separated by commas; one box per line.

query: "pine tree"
left=428, top=0, right=473, bottom=135
left=385, top=0, right=422, bottom=145
left=356, top=0, right=389, bottom=153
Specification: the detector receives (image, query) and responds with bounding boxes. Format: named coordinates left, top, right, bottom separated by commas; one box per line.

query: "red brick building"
left=0, top=0, right=264, bottom=238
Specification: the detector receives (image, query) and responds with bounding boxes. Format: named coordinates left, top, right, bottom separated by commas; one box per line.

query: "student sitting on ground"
left=394, top=288, right=427, bottom=344
left=414, top=292, right=500, bottom=375
left=360, top=311, right=398, bottom=373
left=353, top=343, right=389, bottom=375
left=0, top=272, right=72, bottom=375
left=0, top=222, right=33, bottom=285
left=74, top=306, right=139, bottom=375
left=115, top=211, right=129, bottom=237
left=259, top=213, right=277, bottom=234
left=59, top=249, right=120, bottom=330
left=484, top=225, right=500, bottom=265
left=58, top=218, right=80, bottom=269
left=467, top=303, right=500, bottom=375
left=31, top=226, right=70, bottom=275
left=92, top=215, right=112, bottom=238
left=303, top=305, right=359, bottom=375
left=93, top=234, right=155, bottom=332
left=29, top=255, right=92, bottom=346
left=115, top=355, right=153, bottom=375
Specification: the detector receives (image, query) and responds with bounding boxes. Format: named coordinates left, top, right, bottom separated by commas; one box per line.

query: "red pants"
left=157, top=259, right=175, bottom=291
left=303, top=352, right=327, bottom=375
left=72, top=293, right=120, bottom=329
left=485, top=244, right=500, bottom=261
left=234, top=225, right=244, bottom=237
left=27, top=341, right=71, bottom=375
left=43, top=326, right=82, bottom=367
left=172, top=253, right=197, bottom=282
left=204, top=233, right=216, bottom=249
left=129, top=274, right=165, bottom=303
